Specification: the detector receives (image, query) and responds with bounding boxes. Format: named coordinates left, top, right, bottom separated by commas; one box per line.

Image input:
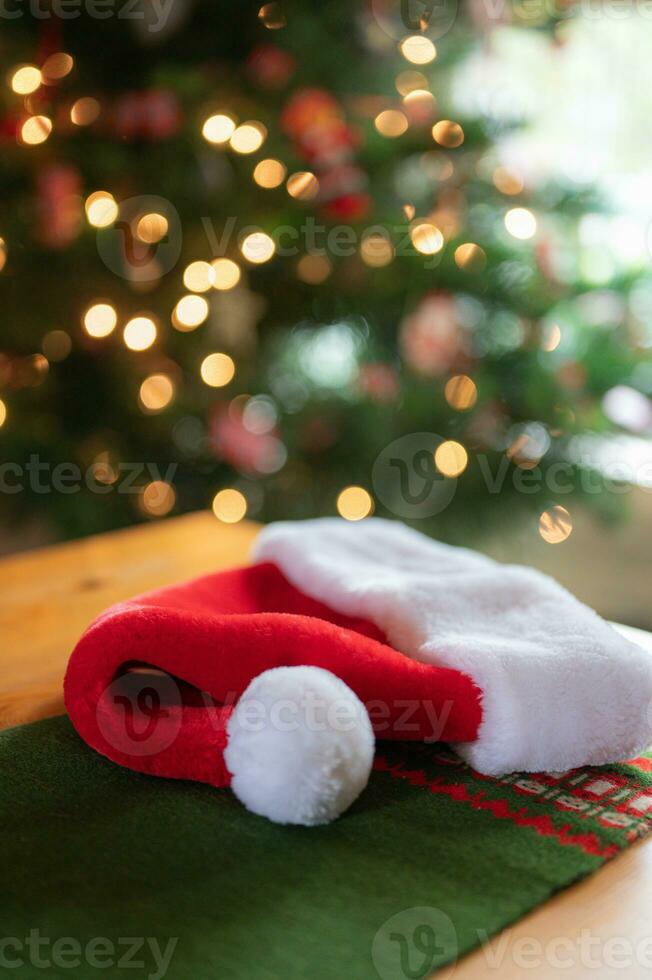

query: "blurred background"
left=1, top=1, right=651, bottom=623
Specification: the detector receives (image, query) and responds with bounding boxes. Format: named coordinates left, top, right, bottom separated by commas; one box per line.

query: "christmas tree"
left=0, top=1, right=647, bottom=547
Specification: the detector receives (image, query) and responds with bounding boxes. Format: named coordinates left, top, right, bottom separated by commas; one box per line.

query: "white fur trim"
left=253, top=518, right=652, bottom=775
left=225, top=666, right=374, bottom=825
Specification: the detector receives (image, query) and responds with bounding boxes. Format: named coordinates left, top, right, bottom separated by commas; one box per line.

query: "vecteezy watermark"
left=0, top=932, right=178, bottom=979
left=372, top=906, right=459, bottom=979
left=369, top=0, right=459, bottom=41
left=98, top=195, right=183, bottom=283
left=372, top=432, right=652, bottom=520
left=96, top=669, right=458, bottom=758
left=0, top=456, right=177, bottom=495
left=0, top=0, right=175, bottom=29
left=373, top=433, right=458, bottom=519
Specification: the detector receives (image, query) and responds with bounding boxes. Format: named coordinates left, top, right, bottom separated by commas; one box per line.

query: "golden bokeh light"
left=173, top=294, right=209, bottom=330
left=434, top=440, right=468, bottom=477
left=211, top=257, right=241, bottom=290
left=123, top=315, right=157, bottom=351
left=42, top=330, right=72, bottom=361
left=240, top=231, right=275, bottom=264
left=20, top=115, right=52, bottom=146
left=360, top=234, right=394, bottom=268
left=297, top=253, right=332, bottom=284
left=85, top=191, right=118, bottom=228
left=140, top=480, right=176, bottom=517
left=70, top=97, right=101, bottom=126
left=253, top=158, right=286, bottom=188
left=91, top=451, right=118, bottom=486
left=504, top=207, right=537, bottom=240
left=42, top=52, right=73, bottom=81
left=395, top=70, right=428, bottom=95
left=200, top=352, right=235, bottom=387
left=202, top=113, right=236, bottom=144
left=539, top=505, right=572, bottom=544
left=0, top=238, right=7, bottom=272
left=374, top=109, right=408, bottom=138
left=10, top=65, right=42, bottom=95
left=258, top=2, right=285, bottom=28
left=286, top=171, right=319, bottom=200
left=83, top=303, right=117, bottom=338
left=183, top=260, right=215, bottom=292
left=542, top=322, right=562, bottom=352
left=230, top=121, right=266, bottom=154
left=139, top=373, right=175, bottom=413
left=136, top=212, right=168, bottom=244
left=0, top=399, right=7, bottom=427
left=212, top=488, right=247, bottom=523
left=336, top=485, right=374, bottom=521
left=444, top=374, right=478, bottom=411
left=400, top=35, right=437, bottom=65
left=432, top=120, right=464, bottom=148
left=454, top=242, right=486, bottom=272
left=410, top=221, right=444, bottom=255
left=493, top=167, right=524, bottom=195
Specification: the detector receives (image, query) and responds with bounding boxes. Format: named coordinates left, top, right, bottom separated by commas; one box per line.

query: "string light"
left=200, top=352, right=235, bottom=387
left=10, top=65, right=42, bottom=95
left=395, top=70, right=428, bottom=95
left=336, top=486, right=374, bottom=521
left=42, top=52, right=73, bottom=82
left=542, top=323, right=562, bottom=352
left=432, top=120, right=464, bottom=148
left=92, top=451, right=118, bottom=485
left=454, top=243, right=486, bottom=272
left=230, top=122, right=266, bottom=154
left=123, top=315, right=157, bottom=351
left=402, top=89, right=436, bottom=113
left=85, top=191, right=118, bottom=228
left=0, top=238, right=7, bottom=272
left=42, top=330, right=72, bottom=361
left=202, top=114, right=236, bottom=144
left=140, top=480, right=176, bottom=517
left=297, top=253, right=332, bottom=283
left=410, top=221, right=443, bottom=255
left=240, top=231, right=275, bottom=264
left=212, top=488, right=247, bottom=523
left=20, top=115, right=52, bottom=146
left=444, top=375, right=477, bottom=411
left=139, top=374, right=175, bottom=412
left=374, top=109, right=408, bottom=138
left=286, top=171, right=319, bottom=200
left=493, top=167, right=524, bottom=195
left=136, top=212, right=168, bottom=244
left=183, top=261, right=215, bottom=292
left=400, top=36, right=436, bottom=64
left=539, top=505, right=572, bottom=544
left=83, top=303, right=117, bottom=338
left=258, top=2, right=285, bottom=28
left=504, top=207, right=537, bottom=240
left=173, top=294, right=209, bottom=330
left=253, top=158, right=286, bottom=188
left=211, top=258, right=241, bottom=290
left=70, top=97, right=100, bottom=126
left=434, top=440, right=468, bottom=477
left=360, top=234, right=394, bottom=267
left=0, top=399, right=7, bottom=428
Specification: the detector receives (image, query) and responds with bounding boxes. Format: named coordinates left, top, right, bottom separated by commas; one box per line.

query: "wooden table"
left=2, top=511, right=651, bottom=979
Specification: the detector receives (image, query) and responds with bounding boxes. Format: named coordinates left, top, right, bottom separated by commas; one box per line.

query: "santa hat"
left=65, top=518, right=652, bottom=825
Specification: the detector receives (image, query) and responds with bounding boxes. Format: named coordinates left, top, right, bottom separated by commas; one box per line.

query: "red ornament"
left=36, top=164, right=82, bottom=249
left=399, top=292, right=472, bottom=377
left=247, top=44, right=296, bottom=89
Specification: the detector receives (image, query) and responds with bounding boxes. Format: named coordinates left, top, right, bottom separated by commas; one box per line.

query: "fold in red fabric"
left=64, top=561, right=483, bottom=789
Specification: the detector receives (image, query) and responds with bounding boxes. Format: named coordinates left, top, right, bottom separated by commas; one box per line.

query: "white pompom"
left=224, top=666, right=375, bottom=826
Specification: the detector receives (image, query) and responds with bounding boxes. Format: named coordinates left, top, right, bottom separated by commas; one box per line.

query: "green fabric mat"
left=4, top=716, right=652, bottom=979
